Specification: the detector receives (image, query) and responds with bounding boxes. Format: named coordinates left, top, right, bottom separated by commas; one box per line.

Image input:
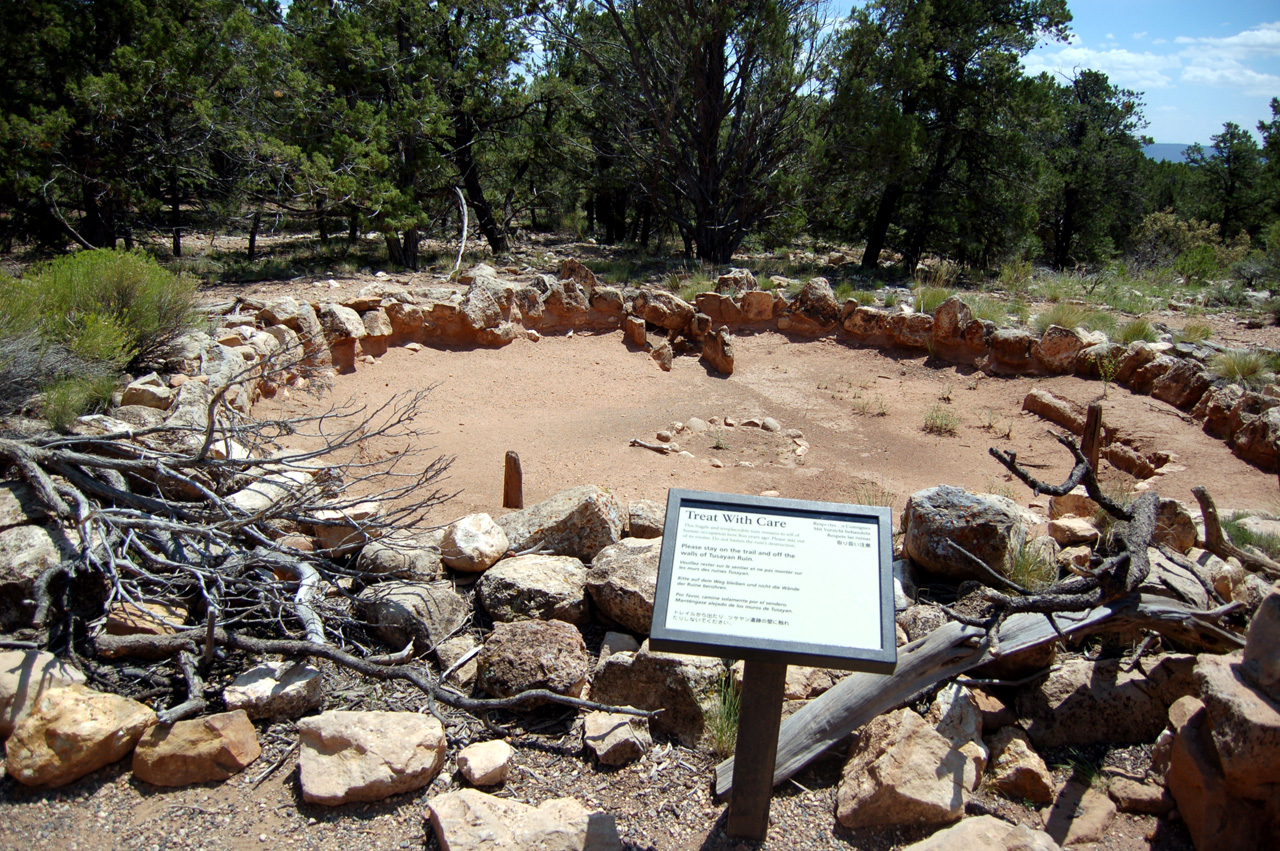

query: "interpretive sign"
left=650, top=489, right=896, bottom=671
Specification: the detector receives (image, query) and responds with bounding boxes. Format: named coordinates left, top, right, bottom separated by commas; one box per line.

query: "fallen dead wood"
left=93, top=628, right=658, bottom=721
left=1193, top=485, right=1280, bottom=580
left=629, top=438, right=670, bottom=454
left=714, top=593, right=1241, bottom=797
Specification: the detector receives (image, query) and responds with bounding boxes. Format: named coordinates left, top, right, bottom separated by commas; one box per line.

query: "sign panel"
left=649, top=489, right=896, bottom=672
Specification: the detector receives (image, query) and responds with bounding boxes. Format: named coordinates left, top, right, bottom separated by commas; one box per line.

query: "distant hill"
left=1144, top=143, right=1198, bottom=163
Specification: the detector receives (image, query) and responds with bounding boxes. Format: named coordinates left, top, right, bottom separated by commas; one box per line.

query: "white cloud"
left=1175, top=21, right=1280, bottom=95
left=1133, top=32, right=1148, bottom=41
left=1153, top=38, right=1167, bottom=45
left=1022, top=46, right=1179, bottom=89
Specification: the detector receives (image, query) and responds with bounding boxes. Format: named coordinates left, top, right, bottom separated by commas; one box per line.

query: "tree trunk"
left=247, top=209, right=262, bottom=261
left=1053, top=186, right=1078, bottom=269
left=386, top=229, right=420, bottom=271
left=861, top=182, right=903, bottom=270
left=450, top=122, right=507, bottom=255
left=348, top=209, right=359, bottom=243
left=317, top=198, right=329, bottom=244
left=170, top=166, right=182, bottom=258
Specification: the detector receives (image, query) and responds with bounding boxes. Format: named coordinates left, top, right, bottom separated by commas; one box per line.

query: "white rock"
left=441, top=513, right=509, bottom=572
left=223, top=661, right=324, bottom=720
left=457, top=740, right=513, bottom=786
left=297, top=711, right=446, bottom=805
left=427, top=789, right=622, bottom=851
left=584, top=710, right=652, bottom=766
left=0, top=650, right=85, bottom=737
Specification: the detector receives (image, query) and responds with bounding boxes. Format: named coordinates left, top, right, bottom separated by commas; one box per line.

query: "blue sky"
left=832, top=1, right=1280, bottom=145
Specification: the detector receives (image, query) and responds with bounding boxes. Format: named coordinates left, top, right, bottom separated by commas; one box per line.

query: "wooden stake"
left=1081, top=402, right=1103, bottom=474
left=503, top=451, right=523, bottom=510
left=726, top=659, right=788, bottom=840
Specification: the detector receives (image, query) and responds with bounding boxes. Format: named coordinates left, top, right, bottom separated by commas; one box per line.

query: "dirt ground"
left=3, top=267, right=1277, bottom=850
left=266, top=326, right=1279, bottom=524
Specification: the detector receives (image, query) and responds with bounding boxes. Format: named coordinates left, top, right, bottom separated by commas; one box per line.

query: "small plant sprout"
left=922, top=405, right=959, bottom=435
left=712, top=429, right=729, bottom=450
left=708, top=668, right=741, bottom=758
left=938, top=383, right=953, bottom=403
left=1092, top=349, right=1123, bottom=397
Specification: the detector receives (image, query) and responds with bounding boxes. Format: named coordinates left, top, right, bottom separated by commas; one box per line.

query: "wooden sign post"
left=649, top=490, right=897, bottom=841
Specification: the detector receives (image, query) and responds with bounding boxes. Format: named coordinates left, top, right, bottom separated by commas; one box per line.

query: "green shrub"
left=1116, top=318, right=1159, bottom=345
left=1175, top=244, right=1222, bottom=285
left=707, top=669, right=740, bottom=758
left=853, top=289, right=877, bottom=306
left=677, top=272, right=715, bottom=303
left=998, top=259, right=1033, bottom=294
left=1033, top=303, right=1116, bottom=337
left=1008, top=541, right=1057, bottom=591
left=882, top=290, right=898, bottom=308
left=20, top=249, right=199, bottom=368
left=1222, top=515, right=1280, bottom=561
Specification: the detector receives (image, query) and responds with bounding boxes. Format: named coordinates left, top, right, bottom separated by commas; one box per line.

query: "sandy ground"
left=263, top=328, right=1280, bottom=526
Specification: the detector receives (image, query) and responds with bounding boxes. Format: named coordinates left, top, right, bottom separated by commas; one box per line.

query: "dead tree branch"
left=1193, top=486, right=1280, bottom=580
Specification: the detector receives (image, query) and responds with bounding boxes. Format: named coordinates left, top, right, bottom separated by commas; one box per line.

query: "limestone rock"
left=904, top=486, right=1035, bottom=581
left=890, top=312, right=934, bottom=349
left=1047, top=517, right=1099, bottom=547
left=931, top=297, right=973, bottom=348
left=1194, top=652, right=1280, bottom=791
left=1016, top=657, right=1171, bottom=749
left=585, top=537, right=660, bottom=635
left=1042, top=782, right=1116, bottom=847
left=926, top=683, right=987, bottom=788
left=651, top=340, right=673, bottom=371
left=477, top=620, right=589, bottom=702
left=0, top=480, right=50, bottom=529
left=985, top=727, right=1054, bottom=805
left=457, top=740, right=513, bottom=787
left=318, top=302, right=366, bottom=340
left=791, top=277, right=840, bottom=326
left=440, top=513, right=509, bottom=573
left=1154, top=498, right=1198, bottom=552
left=897, top=603, right=949, bottom=642
left=357, top=529, right=445, bottom=579
left=623, top=315, right=647, bottom=347
left=701, top=327, right=734, bottom=375
left=436, top=635, right=480, bottom=692
left=583, top=710, right=652, bottom=766
left=223, top=660, right=324, bottom=720
left=901, top=815, right=1061, bottom=851
left=626, top=500, right=664, bottom=538
left=132, top=710, right=261, bottom=786
left=1106, top=772, right=1173, bottom=815
left=478, top=554, right=589, bottom=625
left=836, top=707, right=970, bottom=829
left=297, top=711, right=446, bottom=805
left=843, top=306, right=892, bottom=341
left=6, top=684, right=156, bottom=787
left=1243, top=580, right=1280, bottom=701
left=594, top=631, right=640, bottom=675
left=740, top=289, right=774, bottom=321
left=1032, top=325, right=1089, bottom=374
left=427, top=789, right=622, bottom=851
left=1049, top=488, right=1098, bottom=520
left=632, top=290, right=694, bottom=332
left=0, top=650, right=85, bottom=737
left=590, top=641, right=724, bottom=746
left=356, top=580, right=470, bottom=652
left=0, top=524, right=75, bottom=630
left=121, top=373, right=174, bottom=410
left=310, top=501, right=382, bottom=555
left=104, top=599, right=186, bottom=636
left=1150, top=360, right=1212, bottom=410
left=497, top=486, right=624, bottom=563
left=224, top=470, right=311, bottom=515
left=987, top=328, right=1035, bottom=370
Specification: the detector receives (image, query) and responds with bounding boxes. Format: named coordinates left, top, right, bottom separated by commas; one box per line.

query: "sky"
left=1022, top=0, right=1280, bottom=144
left=831, top=1, right=1279, bottom=145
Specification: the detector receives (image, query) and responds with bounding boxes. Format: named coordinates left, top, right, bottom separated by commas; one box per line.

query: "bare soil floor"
left=3, top=267, right=1278, bottom=850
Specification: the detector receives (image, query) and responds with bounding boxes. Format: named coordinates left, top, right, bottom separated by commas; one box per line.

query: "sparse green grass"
left=882, top=291, right=899, bottom=308
left=962, top=294, right=1009, bottom=325
left=853, top=289, right=878, bottom=306
left=1007, top=539, right=1058, bottom=591
left=853, top=393, right=888, bottom=417
left=913, top=286, right=954, bottom=315
left=833, top=281, right=855, bottom=302
left=850, top=479, right=899, bottom=511
left=1175, top=321, right=1214, bottom=344
left=998, top=259, right=1033, bottom=295
left=676, top=272, right=716, bottom=303
left=707, top=669, right=740, bottom=758
left=1116, top=317, right=1159, bottom=345
left=922, top=405, right=960, bottom=436
left=712, top=429, right=730, bottom=450
left=1032, top=303, right=1117, bottom=337
left=1210, top=349, right=1275, bottom=388
left=1222, top=514, right=1280, bottom=560
left=42, top=375, right=117, bottom=432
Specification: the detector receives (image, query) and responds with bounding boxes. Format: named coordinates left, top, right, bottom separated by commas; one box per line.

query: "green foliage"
left=1175, top=244, right=1222, bottom=284
left=1032, top=303, right=1117, bottom=337
left=1008, top=541, right=1057, bottom=591
left=1175, top=322, right=1214, bottom=344
left=853, top=289, right=878, bottom=306
left=707, top=669, right=741, bottom=758
left=42, top=375, right=117, bottom=432
left=676, top=271, right=716, bottom=303
left=712, top=429, right=730, bottom=451
left=963, top=295, right=1009, bottom=325
left=913, top=286, right=954, bottom=315
left=922, top=405, right=959, bottom=436
left=1210, top=350, right=1275, bottom=388
left=21, top=249, right=199, bottom=368
left=999, top=259, right=1033, bottom=293
left=1116, top=318, right=1159, bottom=344
left=1222, top=515, right=1280, bottom=561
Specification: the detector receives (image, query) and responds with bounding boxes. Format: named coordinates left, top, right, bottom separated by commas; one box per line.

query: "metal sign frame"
left=649, top=488, right=897, bottom=673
